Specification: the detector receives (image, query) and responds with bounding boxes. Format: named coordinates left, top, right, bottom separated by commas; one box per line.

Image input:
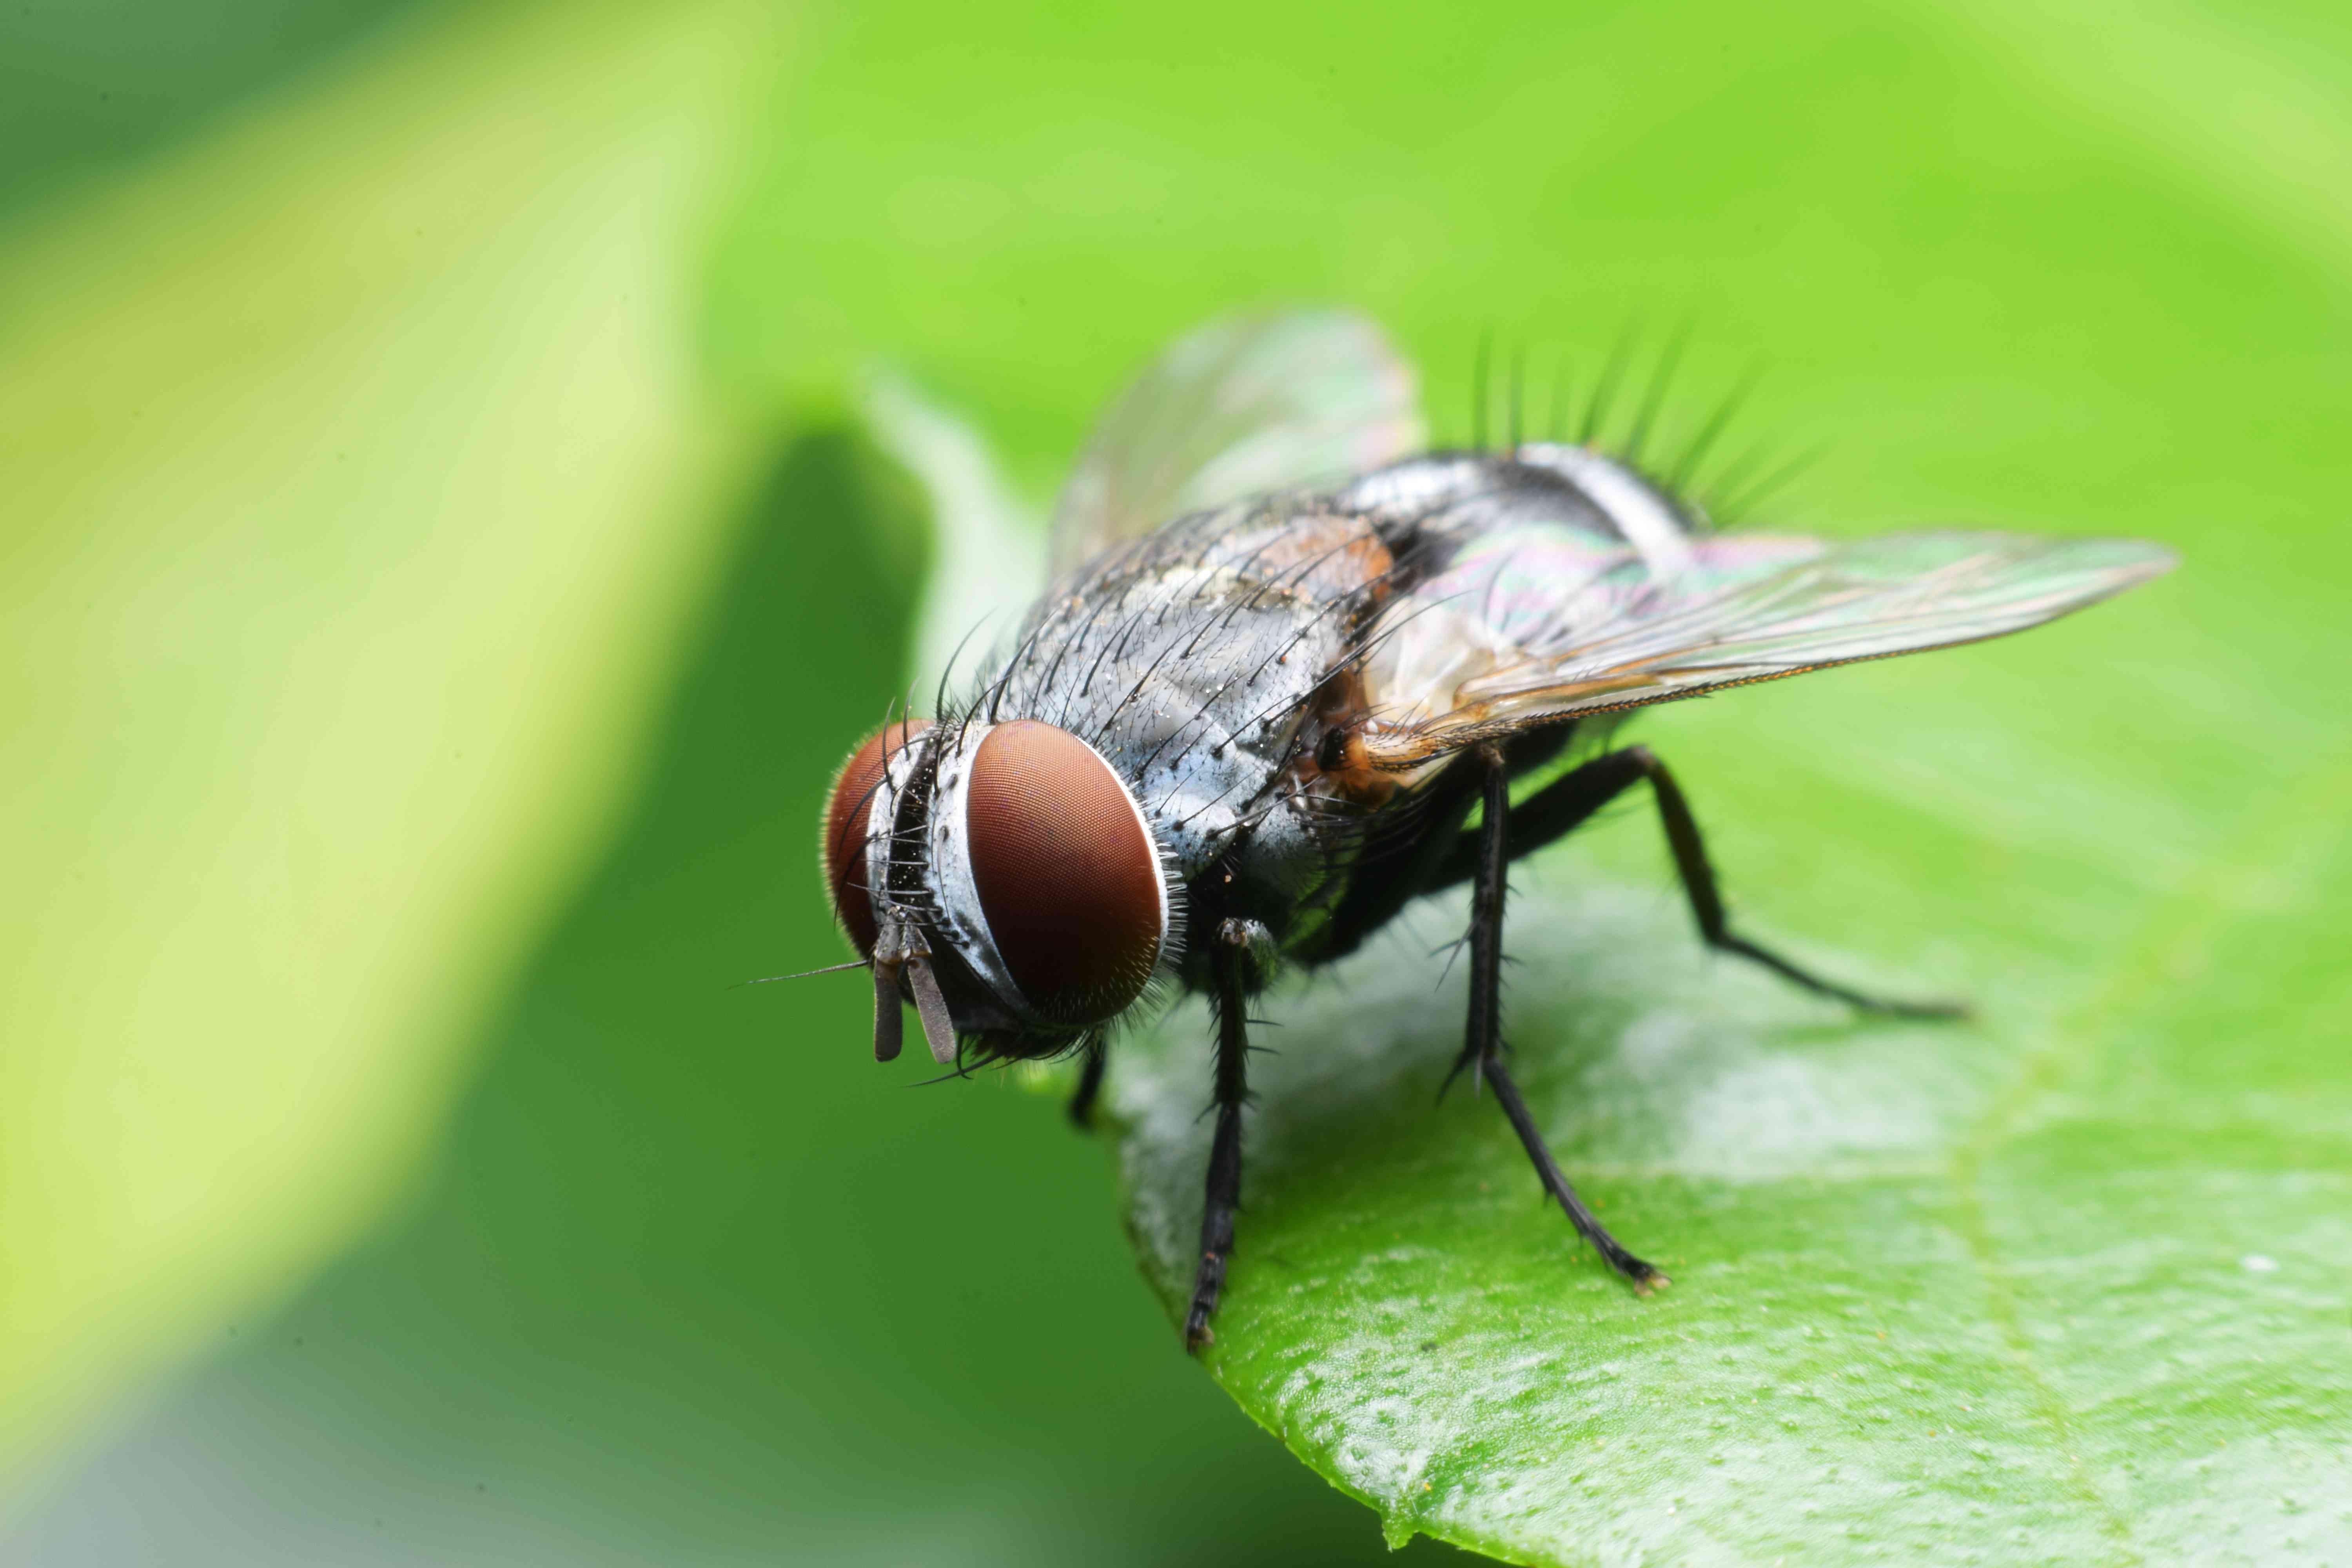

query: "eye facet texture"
left=965, top=720, right=1162, bottom=1025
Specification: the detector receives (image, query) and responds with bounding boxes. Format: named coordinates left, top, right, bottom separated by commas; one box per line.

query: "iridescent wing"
left=1358, top=525, right=2176, bottom=769
left=1049, top=309, right=1423, bottom=577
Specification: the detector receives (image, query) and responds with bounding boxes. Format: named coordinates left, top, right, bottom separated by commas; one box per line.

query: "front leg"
left=1065, top=1034, right=1107, bottom=1129
left=1184, top=917, right=1264, bottom=1352
left=1452, top=744, right=1667, bottom=1290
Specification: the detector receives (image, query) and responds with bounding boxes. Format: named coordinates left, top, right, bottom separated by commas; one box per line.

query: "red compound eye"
left=820, top=717, right=931, bottom=955
left=963, top=720, right=1164, bottom=1025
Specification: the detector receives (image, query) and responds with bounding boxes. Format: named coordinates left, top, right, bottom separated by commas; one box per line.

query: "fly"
left=814, top=310, right=2175, bottom=1351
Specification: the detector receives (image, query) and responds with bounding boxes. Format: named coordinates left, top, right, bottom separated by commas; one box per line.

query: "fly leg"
left=1450, top=745, right=1666, bottom=1290
left=1184, top=917, right=1264, bottom=1352
left=1434, top=745, right=1963, bottom=1018
left=1066, top=1034, right=1107, bottom=1130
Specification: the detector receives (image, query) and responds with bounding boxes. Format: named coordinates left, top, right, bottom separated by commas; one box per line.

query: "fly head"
left=820, top=715, right=1179, bottom=1063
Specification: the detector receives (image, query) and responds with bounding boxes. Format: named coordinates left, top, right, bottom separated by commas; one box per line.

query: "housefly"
left=817, top=311, right=2174, bottom=1351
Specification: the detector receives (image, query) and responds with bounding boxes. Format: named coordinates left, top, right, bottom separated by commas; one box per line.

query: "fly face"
left=822, top=713, right=1176, bottom=1062
left=811, top=309, right=2176, bottom=1351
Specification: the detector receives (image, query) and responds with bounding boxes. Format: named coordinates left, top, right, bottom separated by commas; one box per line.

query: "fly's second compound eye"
left=963, top=720, right=1165, bottom=1025
left=821, top=717, right=931, bottom=955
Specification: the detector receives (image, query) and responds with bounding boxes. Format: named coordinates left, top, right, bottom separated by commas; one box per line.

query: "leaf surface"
left=1111, top=610, right=2350, bottom=1562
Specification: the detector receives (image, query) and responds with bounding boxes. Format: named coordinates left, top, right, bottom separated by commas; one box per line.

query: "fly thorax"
left=1080, top=587, right=1349, bottom=875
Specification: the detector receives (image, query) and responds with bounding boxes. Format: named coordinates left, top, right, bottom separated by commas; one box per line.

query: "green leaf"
left=778, top=10, right=2352, bottom=1550
left=8, top=0, right=2348, bottom=1558
left=0, top=0, right=780, bottom=1473
left=1109, top=601, right=2351, bottom=1560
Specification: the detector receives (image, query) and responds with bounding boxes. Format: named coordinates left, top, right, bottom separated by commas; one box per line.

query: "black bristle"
left=1666, top=360, right=1763, bottom=501
left=1470, top=328, right=1494, bottom=451
left=1713, top=440, right=1827, bottom=523
left=1622, top=323, right=1691, bottom=470
left=1577, top=322, right=1639, bottom=446
left=1507, top=344, right=1526, bottom=449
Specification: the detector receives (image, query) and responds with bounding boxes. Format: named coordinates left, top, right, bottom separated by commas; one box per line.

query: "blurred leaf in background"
left=3, top=0, right=2346, bottom=1563
left=0, top=0, right=426, bottom=214
left=0, top=0, right=780, bottom=1494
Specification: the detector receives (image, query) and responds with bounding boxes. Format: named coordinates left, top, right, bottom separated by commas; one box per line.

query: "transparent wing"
left=1359, top=530, right=2177, bottom=768
left=1049, top=309, right=1423, bottom=577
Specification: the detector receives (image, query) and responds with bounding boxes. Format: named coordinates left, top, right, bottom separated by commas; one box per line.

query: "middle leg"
left=1451, top=744, right=1666, bottom=1290
left=1430, top=744, right=1962, bottom=1018
left=1183, top=918, right=1264, bottom=1352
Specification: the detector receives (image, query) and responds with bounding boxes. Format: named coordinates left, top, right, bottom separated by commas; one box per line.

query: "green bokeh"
left=4, top=0, right=2345, bottom=1561
left=0, top=0, right=425, bottom=214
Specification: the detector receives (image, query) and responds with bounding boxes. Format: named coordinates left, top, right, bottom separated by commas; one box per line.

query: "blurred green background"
left=2, top=0, right=2343, bottom=1562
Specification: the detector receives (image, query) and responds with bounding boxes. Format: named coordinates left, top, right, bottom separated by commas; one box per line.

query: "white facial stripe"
left=862, top=727, right=927, bottom=936
left=926, top=722, right=1034, bottom=1019
left=1515, top=442, right=1696, bottom=580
